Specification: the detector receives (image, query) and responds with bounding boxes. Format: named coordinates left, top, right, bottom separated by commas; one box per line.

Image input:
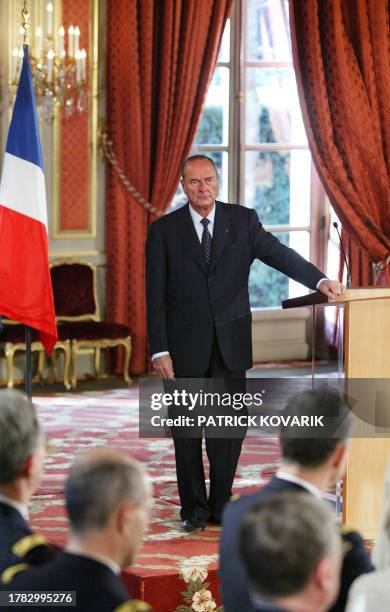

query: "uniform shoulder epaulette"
left=12, top=533, right=51, bottom=558
left=230, top=493, right=241, bottom=502
left=114, top=599, right=152, bottom=612
left=340, top=524, right=354, bottom=536
left=1, top=563, right=30, bottom=585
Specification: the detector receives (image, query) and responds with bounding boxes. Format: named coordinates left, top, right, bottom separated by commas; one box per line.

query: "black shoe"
left=207, top=516, right=221, bottom=525
left=182, top=519, right=206, bottom=533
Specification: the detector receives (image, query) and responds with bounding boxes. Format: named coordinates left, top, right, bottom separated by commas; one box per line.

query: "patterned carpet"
left=31, top=387, right=280, bottom=612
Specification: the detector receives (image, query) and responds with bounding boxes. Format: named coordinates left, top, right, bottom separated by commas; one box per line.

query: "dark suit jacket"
left=219, top=477, right=374, bottom=612
left=4, top=552, right=151, bottom=612
left=146, top=201, right=324, bottom=375
left=0, top=502, right=55, bottom=576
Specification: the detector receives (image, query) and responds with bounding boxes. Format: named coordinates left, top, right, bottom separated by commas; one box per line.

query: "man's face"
left=181, top=159, right=219, bottom=216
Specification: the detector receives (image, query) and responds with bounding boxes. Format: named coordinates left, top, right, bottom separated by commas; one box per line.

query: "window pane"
left=194, top=67, right=230, bottom=146
left=169, top=151, right=228, bottom=211
left=218, top=18, right=230, bottom=62
left=245, top=150, right=311, bottom=226
left=205, top=151, right=228, bottom=202
left=249, top=231, right=310, bottom=308
left=246, top=0, right=291, bottom=61
left=246, top=68, right=306, bottom=145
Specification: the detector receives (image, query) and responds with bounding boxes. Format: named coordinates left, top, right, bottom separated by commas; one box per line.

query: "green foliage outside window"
left=195, top=106, right=223, bottom=146
left=193, top=105, right=292, bottom=308
left=249, top=106, right=290, bottom=307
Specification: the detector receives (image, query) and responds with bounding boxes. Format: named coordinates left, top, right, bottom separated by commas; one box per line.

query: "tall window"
left=171, top=22, right=232, bottom=208
left=173, top=0, right=324, bottom=309
left=244, top=0, right=313, bottom=308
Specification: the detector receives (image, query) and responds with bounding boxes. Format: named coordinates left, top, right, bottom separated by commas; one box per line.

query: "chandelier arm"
left=100, top=133, right=163, bottom=218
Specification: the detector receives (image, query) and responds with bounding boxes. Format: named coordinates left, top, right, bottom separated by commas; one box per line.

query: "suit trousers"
left=171, top=333, right=245, bottom=522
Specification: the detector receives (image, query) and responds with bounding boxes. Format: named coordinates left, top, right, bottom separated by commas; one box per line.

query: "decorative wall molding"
left=252, top=307, right=311, bottom=362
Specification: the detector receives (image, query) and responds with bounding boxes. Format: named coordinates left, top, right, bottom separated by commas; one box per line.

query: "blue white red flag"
left=0, top=46, right=57, bottom=353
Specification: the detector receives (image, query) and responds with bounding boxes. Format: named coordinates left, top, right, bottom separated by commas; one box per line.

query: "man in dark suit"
left=0, top=390, right=55, bottom=576
left=239, top=492, right=343, bottom=612
left=146, top=155, right=344, bottom=532
left=220, top=389, right=374, bottom=612
left=3, top=448, right=153, bottom=612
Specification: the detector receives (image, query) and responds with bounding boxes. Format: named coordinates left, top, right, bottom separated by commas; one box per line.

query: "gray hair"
left=239, top=492, right=341, bottom=600
left=0, top=390, right=42, bottom=484
left=65, top=449, right=149, bottom=532
left=181, top=155, right=218, bottom=179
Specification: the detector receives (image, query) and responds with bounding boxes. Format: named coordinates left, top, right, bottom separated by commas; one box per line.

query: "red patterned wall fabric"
left=106, top=0, right=232, bottom=374
left=59, top=0, right=90, bottom=231
left=290, top=0, right=390, bottom=286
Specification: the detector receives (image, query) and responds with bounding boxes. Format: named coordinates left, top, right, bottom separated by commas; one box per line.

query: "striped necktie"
left=201, top=218, right=212, bottom=264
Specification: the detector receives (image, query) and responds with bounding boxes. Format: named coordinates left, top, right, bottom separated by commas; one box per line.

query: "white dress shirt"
left=275, top=469, right=323, bottom=499
left=188, top=202, right=215, bottom=241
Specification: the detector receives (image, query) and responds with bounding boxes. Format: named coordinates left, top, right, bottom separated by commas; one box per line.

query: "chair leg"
left=38, top=350, right=46, bottom=383
left=123, top=338, right=132, bottom=385
left=71, top=341, right=79, bottom=389
left=50, top=352, right=58, bottom=383
left=62, top=341, right=71, bottom=390
left=5, top=345, right=15, bottom=389
left=94, top=347, right=101, bottom=379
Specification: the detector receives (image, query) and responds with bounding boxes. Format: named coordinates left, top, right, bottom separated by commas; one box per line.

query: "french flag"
left=0, top=46, right=57, bottom=353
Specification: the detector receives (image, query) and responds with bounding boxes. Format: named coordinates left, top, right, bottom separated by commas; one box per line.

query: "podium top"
left=282, top=287, right=390, bottom=309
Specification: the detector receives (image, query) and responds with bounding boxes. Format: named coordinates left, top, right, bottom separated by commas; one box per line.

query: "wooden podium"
left=283, top=287, right=390, bottom=540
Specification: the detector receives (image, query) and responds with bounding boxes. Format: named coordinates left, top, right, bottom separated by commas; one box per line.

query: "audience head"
left=65, top=448, right=152, bottom=566
left=239, top=492, right=342, bottom=612
left=0, top=389, right=45, bottom=498
left=279, top=389, right=352, bottom=484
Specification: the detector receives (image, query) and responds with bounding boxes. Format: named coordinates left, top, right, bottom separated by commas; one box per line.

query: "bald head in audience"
left=65, top=448, right=152, bottom=568
left=239, top=492, right=342, bottom=612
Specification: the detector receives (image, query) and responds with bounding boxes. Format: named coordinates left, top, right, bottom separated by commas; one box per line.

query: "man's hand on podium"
left=318, top=279, right=346, bottom=298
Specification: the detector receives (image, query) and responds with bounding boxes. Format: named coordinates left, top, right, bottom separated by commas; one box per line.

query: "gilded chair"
left=0, top=320, right=71, bottom=389
left=50, top=258, right=132, bottom=389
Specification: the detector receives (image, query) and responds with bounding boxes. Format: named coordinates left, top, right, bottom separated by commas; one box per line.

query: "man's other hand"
left=318, top=279, right=346, bottom=298
left=153, top=354, right=175, bottom=379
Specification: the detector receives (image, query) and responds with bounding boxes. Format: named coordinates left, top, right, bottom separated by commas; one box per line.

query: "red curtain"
left=106, top=0, right=232, bottom=374
left=289, top=0, right=390, bottom=286
left=340, top=231, right=372, bottom=287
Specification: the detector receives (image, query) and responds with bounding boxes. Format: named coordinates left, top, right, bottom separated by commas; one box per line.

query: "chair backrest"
left=50, top=258, right=100, bottom=322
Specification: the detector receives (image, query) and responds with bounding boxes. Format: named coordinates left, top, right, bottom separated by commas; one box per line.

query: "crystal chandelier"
left=11, top=1, right=88, bottom=124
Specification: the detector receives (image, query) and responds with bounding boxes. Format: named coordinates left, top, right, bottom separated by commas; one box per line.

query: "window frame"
left=190, top=0, right=328, bottom=307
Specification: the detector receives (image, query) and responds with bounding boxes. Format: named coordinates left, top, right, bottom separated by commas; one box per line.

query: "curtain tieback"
left=100, top=131, right=163, bottom=218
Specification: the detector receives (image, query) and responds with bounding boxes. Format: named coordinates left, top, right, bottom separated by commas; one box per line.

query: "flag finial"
left=21, top=1, right=30, bottom=46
